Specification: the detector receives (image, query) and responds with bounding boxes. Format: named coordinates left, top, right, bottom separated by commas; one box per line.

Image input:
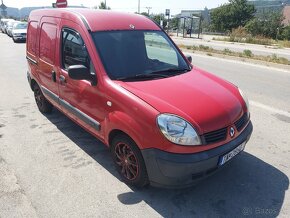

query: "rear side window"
left=27, top=21, right=38, bottom=56
left=62, top=28, right=91, bottom=71
left=39, top=23, right=57, bottom=64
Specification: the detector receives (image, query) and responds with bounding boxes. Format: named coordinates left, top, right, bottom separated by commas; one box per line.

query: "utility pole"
left=0, top=0, right=7, bottom=17
left=138, top=0, right=140, bottom=13
left=146, top=6, right=152, bottom=15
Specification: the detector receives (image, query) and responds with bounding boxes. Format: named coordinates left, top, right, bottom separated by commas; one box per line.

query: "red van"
left=26, top=9, right=252, bottom=188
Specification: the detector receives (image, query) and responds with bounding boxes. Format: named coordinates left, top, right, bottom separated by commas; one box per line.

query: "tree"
left=98, top=1, right=111, bottom=10
left=141, top=12, right=149, bottom=17
left=152, top=14, right=167, bottom=29
left=281, top=26, right=290, bottom=40
left=245, top=12, right=284, bottom=39
left=210, top=0, right=256, bottom=32
left=170, top=17, right=179, bottom=30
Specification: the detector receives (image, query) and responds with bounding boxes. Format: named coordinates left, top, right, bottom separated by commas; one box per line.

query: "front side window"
left=92, top=30, right=189, bottom=81
left=145, top=32, right=178, bottom=66
left=62, top=28, right=92, bottom=71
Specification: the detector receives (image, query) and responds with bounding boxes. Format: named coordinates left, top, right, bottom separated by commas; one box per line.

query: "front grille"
left=21, top=33, right=26, bottom=36
left=203, top=127, right=227, bottom=144
left=235, top=113, right=248, bottom=131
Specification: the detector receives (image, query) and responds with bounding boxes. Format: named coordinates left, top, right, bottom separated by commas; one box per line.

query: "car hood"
left=117, top=67, right=245, bottom=133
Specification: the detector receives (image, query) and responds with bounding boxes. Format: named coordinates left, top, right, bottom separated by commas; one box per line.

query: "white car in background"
left=11, top=22, right=27, bottom=42
left=6, top=20, right=20, bottom=37
left=0, top=19, right=15, bottom=33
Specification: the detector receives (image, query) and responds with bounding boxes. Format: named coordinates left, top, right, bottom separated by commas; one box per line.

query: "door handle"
left=51, top=71, right=56, bottom=82
left=59, top=75, right=66, bottom=84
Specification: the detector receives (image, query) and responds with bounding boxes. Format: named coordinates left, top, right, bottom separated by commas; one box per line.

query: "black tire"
left=33, top=83, right=53, bottom=113
left=111, top=134, right=149, bottom=188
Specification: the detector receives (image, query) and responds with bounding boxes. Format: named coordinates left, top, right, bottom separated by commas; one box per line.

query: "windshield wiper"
left=150, top=68, right=190, bottom=75
left=116, top=73, right=169, bottom=81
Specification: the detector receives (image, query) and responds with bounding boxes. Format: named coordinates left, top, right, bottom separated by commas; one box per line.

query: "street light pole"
left=146, top=6, right=152, bottom=15
left=138, top=0, right=140, bottom=13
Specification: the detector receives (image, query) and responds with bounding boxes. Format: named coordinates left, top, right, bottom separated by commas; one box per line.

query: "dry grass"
left=179, top=44, right=290, bottom=65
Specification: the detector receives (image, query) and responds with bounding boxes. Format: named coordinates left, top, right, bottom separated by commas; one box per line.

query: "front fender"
left=103, top=111, right=153, bottom=150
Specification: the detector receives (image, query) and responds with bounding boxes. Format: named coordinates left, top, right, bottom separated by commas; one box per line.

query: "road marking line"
left=187, top=52, right=290, bottom=74
left=250, top=101, right=290, bottom=118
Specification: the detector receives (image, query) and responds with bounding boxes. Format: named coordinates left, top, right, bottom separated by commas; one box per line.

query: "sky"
left=2, top=0, right=229, bottom=15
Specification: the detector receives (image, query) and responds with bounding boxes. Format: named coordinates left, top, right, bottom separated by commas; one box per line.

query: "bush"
left=223, top=48, right=233, bottom=54
left=199, top=45, right=211, bottom=51
left=281, top=26, right=290, bottom=40
left=245, top=12, right=284, bottom=39
left=243, top=49, right=253, bottom=57
left=228, top=27, right=273, bottom=45
left=229, top=26, right=250, bottom=42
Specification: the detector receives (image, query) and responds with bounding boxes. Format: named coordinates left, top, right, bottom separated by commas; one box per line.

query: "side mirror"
left=68, top=65, right=96, bottom=84
left=185, top=55, right=192, bottom=63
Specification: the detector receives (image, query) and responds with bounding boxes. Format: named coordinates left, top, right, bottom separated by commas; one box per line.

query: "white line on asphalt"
left=250, top=101, right=290, bottom=118
left=187, top=52, right=290, bottom=74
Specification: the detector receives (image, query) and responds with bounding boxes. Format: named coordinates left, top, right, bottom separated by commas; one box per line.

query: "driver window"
left=62, top=28, right=94, bottom=73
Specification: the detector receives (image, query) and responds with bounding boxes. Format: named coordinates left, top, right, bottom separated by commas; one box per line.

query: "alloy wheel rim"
left=115, top=142, right=139, bottom=181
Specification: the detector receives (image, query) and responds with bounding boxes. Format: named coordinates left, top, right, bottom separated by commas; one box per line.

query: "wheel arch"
left=108, top=129, right=132, bottom=148
left=30, top=78, right=37, bottom=91
left=104, top=111, right=149, bottom=150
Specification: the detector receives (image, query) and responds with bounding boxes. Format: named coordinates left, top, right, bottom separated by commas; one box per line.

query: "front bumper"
left=13, top=35, right=26, bottom=40
left=142, top=121, right=253, bottom=188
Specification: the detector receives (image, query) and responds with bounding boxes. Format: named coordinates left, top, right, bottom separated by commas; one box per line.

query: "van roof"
left=29, top=8, right=160, bottom=32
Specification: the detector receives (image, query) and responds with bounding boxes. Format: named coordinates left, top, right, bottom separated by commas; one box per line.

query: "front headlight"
left=238, top=88, right=250, bottom=115
left=157, top=114, right=201, bottom=146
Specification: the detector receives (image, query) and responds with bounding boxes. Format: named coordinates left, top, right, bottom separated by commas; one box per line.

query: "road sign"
left=56, top=0, right=67, bottom=8
left=165, top=9, right=170, bottom=16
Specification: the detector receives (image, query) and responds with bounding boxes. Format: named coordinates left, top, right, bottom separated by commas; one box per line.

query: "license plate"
left=218, top=142, right=246, bottom=166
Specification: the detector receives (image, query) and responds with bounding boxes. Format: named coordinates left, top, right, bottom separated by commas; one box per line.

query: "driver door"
left=57, top=23, right=103, bottom=138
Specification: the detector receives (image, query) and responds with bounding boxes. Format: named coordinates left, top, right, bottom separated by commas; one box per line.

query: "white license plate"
left=218, top=142, right=246, bottom=166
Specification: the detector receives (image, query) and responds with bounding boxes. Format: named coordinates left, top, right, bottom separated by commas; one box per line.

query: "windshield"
left=8, top=22, right=17, bottom=27
left=14, top=23, right=27, bottom=29
left=91, top=30, right=190, bottom=81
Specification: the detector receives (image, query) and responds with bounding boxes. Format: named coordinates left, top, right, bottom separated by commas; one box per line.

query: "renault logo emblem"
left=230, top=127, right=235, bottom=138
left=129, top=24, right=135, bottom=29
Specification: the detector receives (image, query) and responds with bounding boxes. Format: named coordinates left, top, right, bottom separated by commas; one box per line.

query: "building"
left=282, top=5, right=290, bottom=25
left=248, top=0, right=290, bottom=15
left=175, top=8, right=210, bottom=35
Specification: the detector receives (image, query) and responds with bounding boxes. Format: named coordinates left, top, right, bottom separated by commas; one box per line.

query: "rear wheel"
left=111, top=134, right=149, bottom=188
left=33, top=83, right=53, bottom=113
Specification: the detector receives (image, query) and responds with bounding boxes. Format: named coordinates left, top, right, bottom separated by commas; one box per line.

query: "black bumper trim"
left=141, top=121, right=253, bottom=188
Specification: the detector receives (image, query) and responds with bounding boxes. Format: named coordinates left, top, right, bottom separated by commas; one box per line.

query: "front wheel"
left=111, top=134, right=149, bottom=188
left=33, top=83, right=53, bottom=113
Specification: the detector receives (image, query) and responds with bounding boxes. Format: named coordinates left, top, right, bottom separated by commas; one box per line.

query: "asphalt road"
left=0, top=33, right=289, bottom=217
left=173, top=36, right=290, bottom=61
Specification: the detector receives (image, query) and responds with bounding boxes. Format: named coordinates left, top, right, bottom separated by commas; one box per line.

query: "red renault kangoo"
left=26, top=8, right=253, bottom=188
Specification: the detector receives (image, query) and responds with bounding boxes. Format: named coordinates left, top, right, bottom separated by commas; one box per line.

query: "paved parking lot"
left=0, top=33, right=289, bottom=217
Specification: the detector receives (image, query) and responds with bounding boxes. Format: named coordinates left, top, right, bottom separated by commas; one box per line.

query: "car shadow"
left=44, top=109, right=289, bottom=218
left=44, top=108, right=120, bottom=179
